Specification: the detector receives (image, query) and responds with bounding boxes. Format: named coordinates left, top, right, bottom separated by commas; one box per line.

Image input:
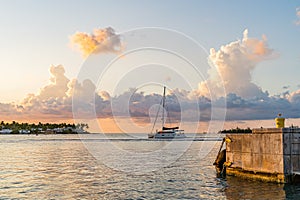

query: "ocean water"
left=1, top=134, right=300, bottom=199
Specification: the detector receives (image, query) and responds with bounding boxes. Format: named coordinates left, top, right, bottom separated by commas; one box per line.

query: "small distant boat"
left=148, top=86, right=186, bottom=139
left=19, top=129, right=30, bottom=134
left=0, top=129, right=13, bottom=134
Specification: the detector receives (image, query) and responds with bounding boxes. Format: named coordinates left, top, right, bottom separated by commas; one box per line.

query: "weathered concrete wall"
left=282, top=130, right=300, bottom=177
left=226, top=128, right=300, bottom=183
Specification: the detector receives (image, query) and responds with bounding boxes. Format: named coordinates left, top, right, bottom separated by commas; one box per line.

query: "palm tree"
left=0, top=121, right=4, bottom=129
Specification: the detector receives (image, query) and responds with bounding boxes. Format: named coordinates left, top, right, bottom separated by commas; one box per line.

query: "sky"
left=0, top=0, right=299, bottom=132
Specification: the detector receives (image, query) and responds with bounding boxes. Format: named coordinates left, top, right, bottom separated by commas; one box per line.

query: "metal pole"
left=162, top=86, right=166, bottom=128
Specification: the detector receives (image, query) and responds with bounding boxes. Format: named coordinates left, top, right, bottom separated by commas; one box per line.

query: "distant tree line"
left=0, top=121, right=89, bottom=134
left=219, top=127, right=252, bottom=133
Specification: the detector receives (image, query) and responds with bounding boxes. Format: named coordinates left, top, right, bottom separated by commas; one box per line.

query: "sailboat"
left=148, top=86, right=186, bottom=139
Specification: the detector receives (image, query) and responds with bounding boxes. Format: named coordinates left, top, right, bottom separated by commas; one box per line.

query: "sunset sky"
left=0, top=1, right=299, bottom=132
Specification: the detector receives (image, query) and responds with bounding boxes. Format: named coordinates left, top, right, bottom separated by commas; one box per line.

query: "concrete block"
left=262, top=155, right=274, bottom=173
left=225, top=128, right=300, bottom=183
left=283, top=155, right=291, bottom=174
left=271, top=134, right=283, bottom=155
left=227, top=134, right=242, bottom=152
left=252, top=153, right=262, bottom=172
left=292, top=133, right=300, bottom=142
left=242, top=152, right=252, bottom=170
left=227, top=151, right=242, bottom=168
left=242, top=135, right=252, bottom=153
left=226, top=151, right=233, bottom=164
left=253, top=128, right=283, bottom=134
left=292, top=143, right=300, bottom=155
left=262, top=134, right=270, bottom=154
left=252, top=134, right=262, bottom=154
left=283, top=133, right=291, bottom=155
left=261, top=154, right=283, bottom=173
left=232, top=152, right=242, bottom=168
left=292, top=155, right=300, bottom=172
left=272, top=154, right=284, bottom=173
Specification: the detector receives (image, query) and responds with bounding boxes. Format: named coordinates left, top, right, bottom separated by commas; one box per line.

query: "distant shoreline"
left=0, top=132, right=90, bottom=135
left=0, top=121, right=89, bottom=134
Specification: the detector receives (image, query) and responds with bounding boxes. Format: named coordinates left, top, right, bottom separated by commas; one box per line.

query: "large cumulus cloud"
left=1, top=64, right=300, bottom=122
left=1, top=28, right=300, bottom=123
left=0, top=65, right=110, bottom=120
left=198, top=29, right=273, bottom=99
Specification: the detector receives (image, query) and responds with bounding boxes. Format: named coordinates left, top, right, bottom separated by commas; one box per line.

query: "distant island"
left=0, top=121, right=89, bottom=134
left=219, top=127, right=252, bottom=133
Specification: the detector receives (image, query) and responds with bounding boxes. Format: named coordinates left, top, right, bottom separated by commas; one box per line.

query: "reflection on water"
left=224, top=176, right=285, bottom=199
left=0, top=134, right=300, bottom=199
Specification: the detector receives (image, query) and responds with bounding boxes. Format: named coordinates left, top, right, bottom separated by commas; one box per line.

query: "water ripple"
left=0, top=134, right=299, bottom=199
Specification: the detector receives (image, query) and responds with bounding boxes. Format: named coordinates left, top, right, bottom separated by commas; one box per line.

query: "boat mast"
left=162, top=86, right=166, bottom=128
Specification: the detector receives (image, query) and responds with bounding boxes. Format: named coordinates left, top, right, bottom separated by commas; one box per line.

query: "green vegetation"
left=219, top=127, right=252, bottom=133
left=0, top=121, right=89, bottom=134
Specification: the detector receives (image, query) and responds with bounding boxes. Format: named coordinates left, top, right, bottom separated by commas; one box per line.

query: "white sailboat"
left=148, top=86, right=186, bottom=139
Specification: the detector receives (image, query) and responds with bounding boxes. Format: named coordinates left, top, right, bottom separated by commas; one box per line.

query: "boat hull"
left=148, top=131, right=186, bottom=139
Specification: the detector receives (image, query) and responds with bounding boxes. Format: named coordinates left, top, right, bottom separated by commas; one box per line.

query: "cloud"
left=38, top=65, right=70, bottom=99
left=70, top=27, right=124, bottom=57
left=197, top=29, right=274, bottom=99
left=1, top=65, right=300, bottom=123
left=289, top=89, right=300, bottom=104
left=1, top=65, right=109, bottom=120
left=1, top=29, right=300, bottom=125
left=15, top=70, right=91, bottom=121
left=282, top=85, right=290, bottom=90
left=98, top=91, right=111, bottom=101
left=296, top=7, right=300, bottom=25
left=109, top=88, right=300, bottom=121
left=17, top=66, right=71, bottom=118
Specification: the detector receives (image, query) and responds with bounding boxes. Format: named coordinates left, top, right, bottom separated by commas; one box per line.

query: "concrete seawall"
left=225, top=127, right=300, bottom=183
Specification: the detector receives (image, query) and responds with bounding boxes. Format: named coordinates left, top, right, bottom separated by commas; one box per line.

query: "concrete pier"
left=225, top=127, right=300, bottom=183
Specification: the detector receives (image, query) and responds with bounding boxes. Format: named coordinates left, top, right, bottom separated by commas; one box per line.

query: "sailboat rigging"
left=148, top=86, right=185, bottom=139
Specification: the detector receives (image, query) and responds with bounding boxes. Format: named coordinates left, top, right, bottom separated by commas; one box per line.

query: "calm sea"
left=1, top=134, right=300, bottom=199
